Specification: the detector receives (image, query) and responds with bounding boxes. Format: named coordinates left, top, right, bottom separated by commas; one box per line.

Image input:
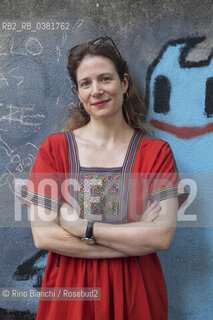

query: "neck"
left=84, top=115, right=134, bottom=143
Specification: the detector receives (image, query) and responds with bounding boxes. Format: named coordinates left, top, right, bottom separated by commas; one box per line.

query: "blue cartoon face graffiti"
left=146, top=36, right=213, bottom=140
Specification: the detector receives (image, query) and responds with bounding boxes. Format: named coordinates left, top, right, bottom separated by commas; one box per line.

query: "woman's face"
left=76, top=55, right=128, bottom=120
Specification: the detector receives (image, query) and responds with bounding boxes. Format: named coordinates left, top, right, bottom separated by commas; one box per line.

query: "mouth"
left=92, top=100, right=110, bottom=107
left=150, top=119, right=213, bottom=139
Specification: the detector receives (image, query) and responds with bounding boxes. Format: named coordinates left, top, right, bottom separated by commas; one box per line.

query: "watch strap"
left=85, top=221, right=94, bottom=239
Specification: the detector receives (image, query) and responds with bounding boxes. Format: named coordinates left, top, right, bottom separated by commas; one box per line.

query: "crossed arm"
left=30, top=196, right=178, bottom=259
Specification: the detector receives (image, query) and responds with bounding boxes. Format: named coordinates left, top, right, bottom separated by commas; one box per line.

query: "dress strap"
left=119, top=130, right=144, bottom=223
left=64, top=131, right=80, bottom=212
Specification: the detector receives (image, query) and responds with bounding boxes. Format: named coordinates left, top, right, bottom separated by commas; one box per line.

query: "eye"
left=101, top=76, right=111, bottom=82
left=153, top=75, right=171, bottom=114
left=80, top=80, right=90, bottom=88
left=205, top=77, right=213, bottom=118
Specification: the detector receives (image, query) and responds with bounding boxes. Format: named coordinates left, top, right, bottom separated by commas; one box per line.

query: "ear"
left=75, top=87, right=82, bottom=102
left=122, top=73, right=129, bottom=94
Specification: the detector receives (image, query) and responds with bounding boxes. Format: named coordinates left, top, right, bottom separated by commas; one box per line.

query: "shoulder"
left=139, top=135, right=170, bottom=153
left=42, top=132, right=67, bottom=146
left=134, top=134, right=174, bottom=167
left=39, top=132, right=68, bottom=155
left=36, top=132, right=70, bottom=171
left=134, top=135, right=177, bottom=173
left=45, top=132, right=67, bottom=143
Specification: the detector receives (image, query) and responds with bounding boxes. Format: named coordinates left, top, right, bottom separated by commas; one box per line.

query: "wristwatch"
left=81, top=221, right=95, bottom=245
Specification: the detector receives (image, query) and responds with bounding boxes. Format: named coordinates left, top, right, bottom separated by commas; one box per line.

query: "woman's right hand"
left=141, top=201, right=161, bottom=222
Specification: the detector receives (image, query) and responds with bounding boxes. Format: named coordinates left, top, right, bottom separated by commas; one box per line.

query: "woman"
left=19, top=37, right=188, bottom=319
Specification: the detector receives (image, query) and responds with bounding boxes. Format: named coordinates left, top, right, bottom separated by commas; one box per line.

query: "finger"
left=142, top=203, right=161, bottom=222
left=151, top=211, right=159, bottom=222
left=152, top=203, right=161, bottom=213
left=144, top=202, right=160, bottom=215
left=141, top=210, right=158, bottom=222
left=151, top=201, right=159, bottom=208
left=148, top=201, right=159, bottom=211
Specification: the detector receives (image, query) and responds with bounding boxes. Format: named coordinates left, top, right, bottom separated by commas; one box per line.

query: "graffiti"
left=0, top=69, right=24, bottom=89
left=12, top=251, right=48, bottom=287
left=56, top=31, right=68, bottom=63
left=0, top=73, right=9, bottom=88
left=146, top=36, right=213, bottom=139
left=0, top=137, right=47, bottom=311
left=0, top=307, right=36, bottom=319
left=0, top=34, right=43, bottom=56
left=0, top=104, right=45, bottom=128
left=25, top=37, right=43, bottom=56
left=8, top=67, right=25, bottom=86
left=0, top=135, right=38, bottom=193
left=56, top=46, right=62, bottom=63
left=72, top=19, right=84, bottom=32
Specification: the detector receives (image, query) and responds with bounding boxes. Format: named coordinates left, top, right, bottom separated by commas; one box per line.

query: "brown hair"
left=62, top=38, right=150, bottom=134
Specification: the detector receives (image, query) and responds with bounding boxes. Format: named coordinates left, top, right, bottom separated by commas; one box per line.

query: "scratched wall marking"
left=56, top=31, right=68, bottom=63
left=0, top=104, right=45, bottom=128
left=0, top=67, right=25, bottom=89
left=8, top=67, right=25, bottom=86
left=72, top=19, right=84, bottom=32
left=0, top=135, right=38, bottom=193
left=0, top=33, right=43, bottom=56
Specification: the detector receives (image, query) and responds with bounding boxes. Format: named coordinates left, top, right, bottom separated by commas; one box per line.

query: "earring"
left=78, top=102, right=84, bottom=109
left=124, top=91, right=129, bottom=101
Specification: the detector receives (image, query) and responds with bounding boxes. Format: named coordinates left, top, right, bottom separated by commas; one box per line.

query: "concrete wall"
left=0, top=0, right=212, bottom=319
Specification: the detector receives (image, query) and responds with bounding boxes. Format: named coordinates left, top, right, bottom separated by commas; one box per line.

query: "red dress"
left=19, top=130, right=188, bottom=320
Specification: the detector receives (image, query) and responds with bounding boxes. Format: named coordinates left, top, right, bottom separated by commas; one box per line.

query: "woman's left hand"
left=59, top=203, right=87, bottom=238
left=141, top=200, right=161, bottom=222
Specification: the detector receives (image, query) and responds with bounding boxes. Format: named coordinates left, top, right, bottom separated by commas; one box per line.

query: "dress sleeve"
left=148, top=142, right=189, bottom=208
left=17, top=136, right=63, bottom=213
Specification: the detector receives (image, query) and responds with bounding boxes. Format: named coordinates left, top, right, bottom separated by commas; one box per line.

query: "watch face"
left=82, top=237, right=95, bottom=245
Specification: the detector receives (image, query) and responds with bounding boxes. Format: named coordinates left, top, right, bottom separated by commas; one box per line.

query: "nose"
left=91, top=81, right=103, bottom=96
